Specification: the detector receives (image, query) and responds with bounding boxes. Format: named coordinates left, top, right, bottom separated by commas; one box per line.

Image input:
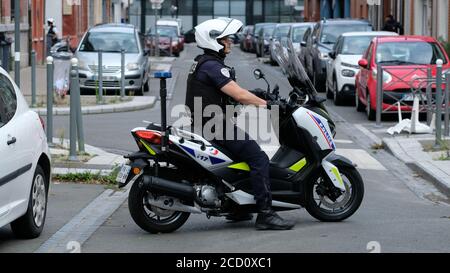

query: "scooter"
left=116, top=41, right=364, bottom=234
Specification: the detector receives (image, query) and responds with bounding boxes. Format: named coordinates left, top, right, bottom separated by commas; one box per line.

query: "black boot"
left=255, top=201, right=295, bottom=230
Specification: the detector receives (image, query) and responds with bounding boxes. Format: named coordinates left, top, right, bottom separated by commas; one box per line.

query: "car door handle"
left=7, top=136, right=17, bottom=145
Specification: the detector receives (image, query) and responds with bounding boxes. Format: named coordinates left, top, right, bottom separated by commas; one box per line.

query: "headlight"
left=372, top=69, right=392, bottom=84
left=78, top=60, right=89, bottom=71
left=127, top=63, right=140, bottom=71
left=341, top=62, right=360, bottom=69
left=319, top=52, right=329, bottom=60
left=341, top=69, right=355, bottom=77
left=172, top=41, right=178, bottom=46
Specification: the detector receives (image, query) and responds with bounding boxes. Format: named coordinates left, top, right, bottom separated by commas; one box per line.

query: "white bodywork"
left=326, top=31, right=399, bottom=95
left=0, top=67, right=50, bottom=229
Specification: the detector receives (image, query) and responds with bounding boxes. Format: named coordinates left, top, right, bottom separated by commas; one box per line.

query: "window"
left=0, top=74, right=17, bottom=127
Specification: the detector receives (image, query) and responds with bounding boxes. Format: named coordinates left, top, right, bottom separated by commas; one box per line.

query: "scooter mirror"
left=254, top=69, right=264, bottom=80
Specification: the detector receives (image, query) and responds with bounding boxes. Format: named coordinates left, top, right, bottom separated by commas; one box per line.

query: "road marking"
left=335, top=148, right=387, bottom=171
left=35, top=187, right=129, bottom=253
left=334, top=139, right=354, bottom=144
left=354, top=124, right=383, bottom=145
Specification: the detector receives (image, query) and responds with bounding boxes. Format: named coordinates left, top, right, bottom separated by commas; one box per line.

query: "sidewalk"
left=358, top=123, right=450, bottom=196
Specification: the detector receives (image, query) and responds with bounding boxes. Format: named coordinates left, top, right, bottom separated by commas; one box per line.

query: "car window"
left=0, top=74, right=17, bottom=128
left=79, top=31, right=139, bottom=53
left=276, top=26, right=291, bottom=40
left=320, top=24, right=371, bottom=45
left=302, top=28, right=311, bottom=43
left=376, top=42, right=447, bottom=65
left=341, top=36, right=374, bottom=55
left=292, top=26, right=309, bottom=43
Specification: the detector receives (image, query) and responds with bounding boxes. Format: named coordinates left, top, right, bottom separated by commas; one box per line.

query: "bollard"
left=69, top=58, right=78, bottom=161
left=46, top=56, right=54, bottom=146
left=375, top=65, right=383, bottom=127
left=435, top=59, right=443, bottom=148
left=97, top=50, right=104, bottom=104
left=120, top=48, right=125, bottom=100
left=169, top=36, right=173, bottom=57
left=445, top=73, right=449, bottom=137
left=426, top=67, right=432, bottom=125
left=74, top=62, right=85, bottom=153
left=154, top=71, right=172, bottom=153
left=31, top=50, right=36, bottom=107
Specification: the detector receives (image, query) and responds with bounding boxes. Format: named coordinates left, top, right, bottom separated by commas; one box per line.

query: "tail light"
left=135, top=130, right=162, bottom=145
left=38, top=116, right=45, bottom=131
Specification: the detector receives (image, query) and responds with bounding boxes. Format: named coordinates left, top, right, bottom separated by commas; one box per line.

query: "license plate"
left=403, top=93, right=426, bottom=102
left=116, top=165, right=131, bottom=184
left=92, top=75, right=116, bottom=81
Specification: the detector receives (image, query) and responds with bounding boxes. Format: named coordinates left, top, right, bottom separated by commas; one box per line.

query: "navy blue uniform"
left=185, top=52, right=272, bottom=210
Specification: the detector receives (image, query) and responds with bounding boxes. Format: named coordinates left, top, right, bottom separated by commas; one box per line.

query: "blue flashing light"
left=154, top=71, right=172, bottom=79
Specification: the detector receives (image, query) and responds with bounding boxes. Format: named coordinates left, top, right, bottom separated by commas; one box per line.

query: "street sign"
left=150, top=0, right=164, bottom=10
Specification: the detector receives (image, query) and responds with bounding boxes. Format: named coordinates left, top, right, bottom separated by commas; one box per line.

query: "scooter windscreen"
left=274, top=38, right=319, bottom=97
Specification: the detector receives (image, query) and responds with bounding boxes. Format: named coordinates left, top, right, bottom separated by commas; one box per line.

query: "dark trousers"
left=213, top=125, right=272, bottom=210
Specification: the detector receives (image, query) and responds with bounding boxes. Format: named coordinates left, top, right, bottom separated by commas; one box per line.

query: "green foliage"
left=438, top=37, right=450, bottom=57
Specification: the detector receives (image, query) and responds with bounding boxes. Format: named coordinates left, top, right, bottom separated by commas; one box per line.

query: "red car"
left=355, top=35, right=450, bottom=120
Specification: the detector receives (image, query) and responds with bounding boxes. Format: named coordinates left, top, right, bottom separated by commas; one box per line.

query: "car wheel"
left=355, top=89, right=365, bottom=112
left=174, top=52, right=180, bottom=57
left=366, top=90, right=376, bottom=121
left=326, top=80, right=333, bottom=99
left=10, top=165, right=48, bottom=239
left=333, top=79, right=344, bottom=106
left=144, top=79, right=150, bottom=93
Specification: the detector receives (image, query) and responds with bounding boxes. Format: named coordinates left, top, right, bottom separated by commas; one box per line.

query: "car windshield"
left=79, top=31, right=139, bottom=53
left=320, top=24, right=371, bottom=45
left=341, top=36, right=374, bottom=55
left=376, top=42, right=447, bottom=65
left=275, top=26, right=290, bottom=40
left=292, top=26, right=309, bottom=42
left=150, top=26, right=178, bottom=38
left=263, top=26, right=275, bottom=37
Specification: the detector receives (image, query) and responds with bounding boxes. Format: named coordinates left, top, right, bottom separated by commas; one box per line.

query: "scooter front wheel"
left=128, top=177, right=190, bottom=234
left=305, top=167, right=364, bottom=222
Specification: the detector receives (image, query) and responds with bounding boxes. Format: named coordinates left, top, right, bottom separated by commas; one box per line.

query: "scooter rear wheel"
left=305, top=167, right=364, bottom=222
left=128, top=177, right=190, bottom=234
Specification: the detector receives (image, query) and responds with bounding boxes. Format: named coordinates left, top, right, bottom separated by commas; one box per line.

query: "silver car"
left=75, top=24, right=150, bottom=96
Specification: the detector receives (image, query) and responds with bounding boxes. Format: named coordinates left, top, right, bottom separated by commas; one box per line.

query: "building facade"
left=130, top=0, right=304, bottom=33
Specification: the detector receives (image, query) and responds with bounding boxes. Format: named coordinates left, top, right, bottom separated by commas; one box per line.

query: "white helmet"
left=195, top=17, right=243, bottom=53
left=47, top=18, right=55, bottom=24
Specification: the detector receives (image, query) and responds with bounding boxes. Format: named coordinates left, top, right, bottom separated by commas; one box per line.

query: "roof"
left=290, top=22, right=315, bottom=28
left=91, top=23, right=136, bottom=33
left=320, top=19, right=371, bottom=25
left=341, top=31, right=399, bottom=37
left=375, top=35, right=439, bottom=43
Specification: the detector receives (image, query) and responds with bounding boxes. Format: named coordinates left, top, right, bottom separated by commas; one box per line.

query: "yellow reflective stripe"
left=228, top=162, right=251, bottom=172
left=140, top=140, right=156, bottom=156
left=289, top=158, right=307, bottom=172
left=331, top=167, right=344, bottom=186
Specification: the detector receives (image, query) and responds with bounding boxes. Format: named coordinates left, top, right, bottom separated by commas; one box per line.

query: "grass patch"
left=371, top=143, right=384, bottom=150
left=421, top=139, right=450, bottom=152
left=53, top=167, right=121, bottom=186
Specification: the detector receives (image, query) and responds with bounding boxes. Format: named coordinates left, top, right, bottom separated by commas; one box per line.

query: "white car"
left=326, top=31, right=398, bottom=105
left=0, top=67, right=51, bottom=239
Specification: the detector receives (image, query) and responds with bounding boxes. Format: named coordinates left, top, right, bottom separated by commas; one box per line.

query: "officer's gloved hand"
left=250, top=88, right=267, bottom=99
left=267, top=100, right=287, bottom=113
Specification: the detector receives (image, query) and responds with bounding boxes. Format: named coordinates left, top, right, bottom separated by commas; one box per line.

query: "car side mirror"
left=358, top=59, right=369, bottom=69
left=253, top=69, right=264, bottom=80
left=329, top=51, right=336, bottom=59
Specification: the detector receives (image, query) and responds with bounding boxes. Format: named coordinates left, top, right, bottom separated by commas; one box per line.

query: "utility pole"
left=141, top=0, right=147, bottom=34
left=14, top=0, right=20, bottom=86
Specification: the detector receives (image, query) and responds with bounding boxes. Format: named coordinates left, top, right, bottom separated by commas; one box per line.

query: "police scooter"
left=116, top=39, right=364, bottom=234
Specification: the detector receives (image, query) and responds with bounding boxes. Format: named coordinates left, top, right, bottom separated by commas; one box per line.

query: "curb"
left=382, top=137, right=450, bottom=197
left=32, top=96, right=157, bottom=116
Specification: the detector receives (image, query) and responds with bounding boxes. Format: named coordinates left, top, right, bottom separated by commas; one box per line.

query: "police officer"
left=185, top=18, right=295, bottom=230
left=46, top=18, right=59, bottom=57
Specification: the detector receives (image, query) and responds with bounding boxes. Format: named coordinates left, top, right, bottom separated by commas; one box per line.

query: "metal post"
left=169, top=36, right=173, bottom=57
left=98, top=50, right=104, bottom=104
left=435, top=59, right=443, bottom=148
left=376, top=65, right=383, bottom=127
left=155, top=9, right=160, bottom=57
left=426, top=67, right=432, bottom=125
left=69, top=58, right=78, bottom=161
left=74, top=64, right=85, bottom=153
left=31, top=50, right=36, bottom=107
left=120, top=48, right=126, bottom=99
left=46, top=56, right=54, bottom=146
left=14, top=0, right=20, bottom=86
left=160, top=77, right=168, bottom=151
left=445, top=73, right=449, bottom=137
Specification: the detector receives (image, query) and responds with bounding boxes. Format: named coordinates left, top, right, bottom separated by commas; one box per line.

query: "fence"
left=376, top=60, right=450, bottom=146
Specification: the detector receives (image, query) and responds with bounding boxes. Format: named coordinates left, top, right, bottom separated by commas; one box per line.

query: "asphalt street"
left=1, top=44, right=450, bottom=253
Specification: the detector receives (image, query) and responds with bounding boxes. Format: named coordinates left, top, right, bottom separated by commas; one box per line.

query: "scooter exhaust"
left=142, top=175, right=196, bottom=201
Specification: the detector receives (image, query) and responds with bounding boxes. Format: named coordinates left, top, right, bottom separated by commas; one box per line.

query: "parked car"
left=147, top=26, right=183, bottom=57
left=302, top=19, right=373, bottom=92
left=157, top=19, right=184, bottom=51
left=326, top=31, right=398, bottom=105
left=269, top=23, right=292, bottom=65
left=238, top=25, right=252, bottom=50
left=241, top=25, right=254, bottom=52
left=184, top=28, right=196, bottom=44
left=255, top=24, right=276, bottom=57
left=0, top=67, right=51, bottom=239
left=355, top=35, right=450, bottom=120
left=75, top=24, right=150, bottom=96
left=252, top=23, right=276, bottom=53
left=288, top=22, right=315, bottom=56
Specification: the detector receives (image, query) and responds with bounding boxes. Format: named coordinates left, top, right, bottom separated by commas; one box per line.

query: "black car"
left=255, top=24, right=276, bottom=57
left=301, top=19, right=373, bottom=92
left=251, top=23, right=276, bottom=54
